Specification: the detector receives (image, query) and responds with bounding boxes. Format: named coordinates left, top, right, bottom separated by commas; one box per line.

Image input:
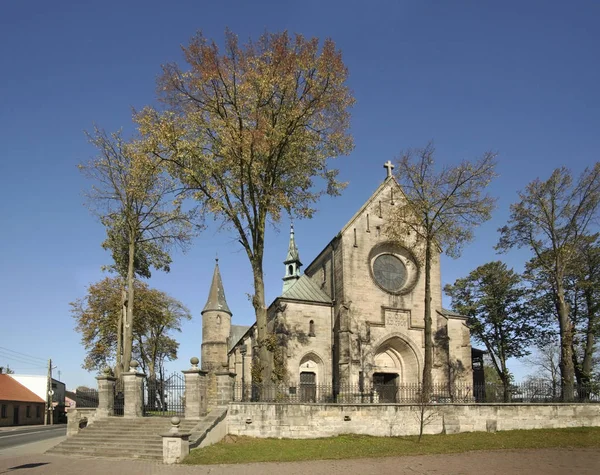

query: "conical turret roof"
left=284, top=224, right=302, bottom=265
left=201, top=259, right=232, bottom=315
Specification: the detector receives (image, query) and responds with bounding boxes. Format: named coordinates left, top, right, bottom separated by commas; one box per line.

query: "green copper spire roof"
left=201, top=258, right=232, bottom=316
left=284, top=224, right=302, bottom=265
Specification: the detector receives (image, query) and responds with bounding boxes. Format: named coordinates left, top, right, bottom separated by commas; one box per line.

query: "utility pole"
left=46, top=358, right=54, bottom=425
left=45, top=359, right=50, bottom=425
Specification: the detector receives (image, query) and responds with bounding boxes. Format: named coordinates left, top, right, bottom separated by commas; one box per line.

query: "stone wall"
left=66, top=407, right=100, bottom=437
left=227, top=403, right=600, bottom=439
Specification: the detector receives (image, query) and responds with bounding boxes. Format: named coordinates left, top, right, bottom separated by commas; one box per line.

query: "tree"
left=80, top=128, right=195, bottom=376
left=71, top=277, right=191, bottom=377
left=135, top=30, right=354, bottom=382
left=524, top=341, right=561, bottom=400
left=570, top=235, right=600, bottom=387
left=445, top=261, right=537, bottom=402
left=0, top=366, right=14, bottom=374
left=497, top=164, right=600, bottom=400
left=386, top=143, right=497, bottom=397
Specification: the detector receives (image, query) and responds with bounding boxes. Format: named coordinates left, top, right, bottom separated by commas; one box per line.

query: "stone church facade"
left=201, top=165, right=473, bottom=401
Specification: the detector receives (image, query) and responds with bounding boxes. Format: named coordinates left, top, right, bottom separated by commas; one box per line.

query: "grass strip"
left=183, top=427, right=600, bottom=465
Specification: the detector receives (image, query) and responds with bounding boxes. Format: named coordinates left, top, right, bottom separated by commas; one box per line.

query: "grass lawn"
left=183, top=427, right=600, bottom=465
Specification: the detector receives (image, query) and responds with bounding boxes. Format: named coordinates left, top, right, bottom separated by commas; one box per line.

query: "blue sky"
left=0, top=0, right=598, bottom=388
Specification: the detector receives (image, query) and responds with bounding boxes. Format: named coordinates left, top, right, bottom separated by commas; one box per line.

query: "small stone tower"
left=201, top=258, right=232, bottom=371
left=282, top=224, right=302, bottom=293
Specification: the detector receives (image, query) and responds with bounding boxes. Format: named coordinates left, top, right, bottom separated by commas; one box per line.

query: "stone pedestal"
left=123, top=369, right=144, bottom=418
left=183, top=357, right=208, bottom=420
left=95, top=375, right=116, bottom=418
left=161, top=416, right=191, bottom=464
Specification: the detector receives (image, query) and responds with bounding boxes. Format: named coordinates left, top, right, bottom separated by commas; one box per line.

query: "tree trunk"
left=123, top=235, right=136, bottom=373
left=251, top=259, right=270, bottom=384
left=581, top=289, right=596, bottom=385
left=501, top=373, right=511, bottom=403
left=556, top=285, right=575, bottom=402
left=115, top=287, right=125, bottom=379
left=422, top=240, right=433, bottom=399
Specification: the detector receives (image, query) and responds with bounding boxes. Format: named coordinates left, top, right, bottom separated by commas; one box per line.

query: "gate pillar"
left=215, top=372, right=236, bottom=406
left=96, top=374, right=116, bottom=418
left=182, top=357, right=208, bottom=420
left=123, top=361, right=144, bottom=418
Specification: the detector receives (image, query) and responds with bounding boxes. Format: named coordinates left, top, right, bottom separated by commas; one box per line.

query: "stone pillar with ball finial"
left=123, top=360, right=144, bottom=418
left=160, top=416, right=191, bottom=464
left=182, top=357, right=208, bottom=419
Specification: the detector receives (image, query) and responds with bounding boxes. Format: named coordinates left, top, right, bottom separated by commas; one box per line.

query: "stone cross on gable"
left=384, top=160, right=394, bottom=178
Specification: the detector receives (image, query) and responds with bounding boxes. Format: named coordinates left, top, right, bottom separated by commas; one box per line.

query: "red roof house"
left=0, top=374, right=45, bottom=426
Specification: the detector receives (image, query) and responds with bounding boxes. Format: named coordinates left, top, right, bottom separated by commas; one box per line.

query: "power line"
left=0, top=352, right=48, bottom=367
left=0, top=346, right=46, bottom=362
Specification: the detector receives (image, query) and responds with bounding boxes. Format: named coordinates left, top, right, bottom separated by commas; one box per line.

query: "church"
left=200, top=163, right=474, bottom=402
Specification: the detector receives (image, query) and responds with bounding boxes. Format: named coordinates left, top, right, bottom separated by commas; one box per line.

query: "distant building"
left=10, top=375, right=66, bottom=423
left=65, top=391, right=77, bottom=412
left=0, top=374, right=45, bottom=426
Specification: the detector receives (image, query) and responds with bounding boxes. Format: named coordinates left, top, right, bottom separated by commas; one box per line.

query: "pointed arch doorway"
left=372, top=336, right=420, bottom=402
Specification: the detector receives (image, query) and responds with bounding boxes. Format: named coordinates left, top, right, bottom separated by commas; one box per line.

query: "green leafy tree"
left=80, top=128, right=195, bottom=376
left=445, top=261, right=537, bottom=402
left=570, top=235, right=600, bottom=387
left=71, top=277, right=191, bottom=378
left=386, top=143, right=497, bottom=397
left=498, top=164, right=600, bottom=400
left=135, top=30, right=354, bottom=382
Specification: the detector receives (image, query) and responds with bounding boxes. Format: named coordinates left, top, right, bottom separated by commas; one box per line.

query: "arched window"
left=288, top=264, right=294, bottom=276
left=216, top=315, right=221, bottom=325
left=309, top=320, right=315, bottom=337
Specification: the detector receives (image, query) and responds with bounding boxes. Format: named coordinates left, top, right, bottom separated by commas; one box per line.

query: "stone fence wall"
left=227, top=403, right=600, bottom=438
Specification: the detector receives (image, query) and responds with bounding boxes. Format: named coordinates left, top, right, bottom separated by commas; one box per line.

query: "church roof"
left=438, top=308, right=468, bottom=320
left=229, top=324, right=251, bottom=351
left=280, top=274, right=332, bottom=304
left=202, top=259, right=232, bottom=316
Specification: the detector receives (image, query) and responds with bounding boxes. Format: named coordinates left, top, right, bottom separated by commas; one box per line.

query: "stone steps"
left=46, top=417, right=199, bottom=461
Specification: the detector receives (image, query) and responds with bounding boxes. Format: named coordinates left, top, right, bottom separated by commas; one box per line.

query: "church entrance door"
left=299, top=371, right=316, bottom=402
left=373, top=372, right=398, bottom=403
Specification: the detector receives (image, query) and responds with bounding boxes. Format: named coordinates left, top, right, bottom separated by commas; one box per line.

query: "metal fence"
left=75, top=388, right=99, bottom=408
left=142, top=372, right=185, bottom=417
left=114, top=378, right=124, bottom=416
left=232, top=381, right=600, bottom=404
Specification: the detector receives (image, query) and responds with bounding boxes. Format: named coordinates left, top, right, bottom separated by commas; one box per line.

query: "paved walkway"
left=0, top=447, right=599, bottom=474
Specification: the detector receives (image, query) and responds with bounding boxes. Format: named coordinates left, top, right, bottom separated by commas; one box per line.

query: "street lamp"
left=239, top=345, right=247, bottom=402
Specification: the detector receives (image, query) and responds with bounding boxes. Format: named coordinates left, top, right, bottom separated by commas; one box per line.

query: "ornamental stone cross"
left=384, top=160, right=394, bottom=177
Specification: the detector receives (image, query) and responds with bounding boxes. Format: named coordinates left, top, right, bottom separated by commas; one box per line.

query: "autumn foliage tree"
left=386, top=143, right=497, bottom=397
left=71, top=277, right=191, bottom=379
left=136, top=30, right=354, bottom=382
left=80, top=128, right=194, bottom=376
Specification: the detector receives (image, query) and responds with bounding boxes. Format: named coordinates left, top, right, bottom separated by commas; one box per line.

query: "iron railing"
left=75, top=388, right=99, bottom=408
left=232, top=381, right=600, bottom=404
left=142, top=372, right=185, bottom=417
left=113, top=378, right=124, bottom=416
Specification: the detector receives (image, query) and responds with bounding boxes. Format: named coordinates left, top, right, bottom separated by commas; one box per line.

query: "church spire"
left=202, top=258, right=232, bottom=316
left=283, top=224, right=302, bottom=292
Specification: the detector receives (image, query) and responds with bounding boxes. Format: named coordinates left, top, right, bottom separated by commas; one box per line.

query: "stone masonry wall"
left=227, top=403, right=600, bottom=439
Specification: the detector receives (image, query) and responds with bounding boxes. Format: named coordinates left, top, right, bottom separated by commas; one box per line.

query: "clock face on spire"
left=373, top=254, right=408, bottom=293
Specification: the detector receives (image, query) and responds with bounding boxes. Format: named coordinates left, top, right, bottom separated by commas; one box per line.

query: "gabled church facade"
left=201, top=165, right=473, bottom=401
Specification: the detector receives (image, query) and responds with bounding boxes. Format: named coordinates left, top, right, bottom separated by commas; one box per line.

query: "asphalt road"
left=0, top=426, right=66, bottom=453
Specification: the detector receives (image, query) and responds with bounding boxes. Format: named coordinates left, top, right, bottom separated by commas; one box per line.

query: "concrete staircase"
left=47, top=417, right=199, bottom=460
